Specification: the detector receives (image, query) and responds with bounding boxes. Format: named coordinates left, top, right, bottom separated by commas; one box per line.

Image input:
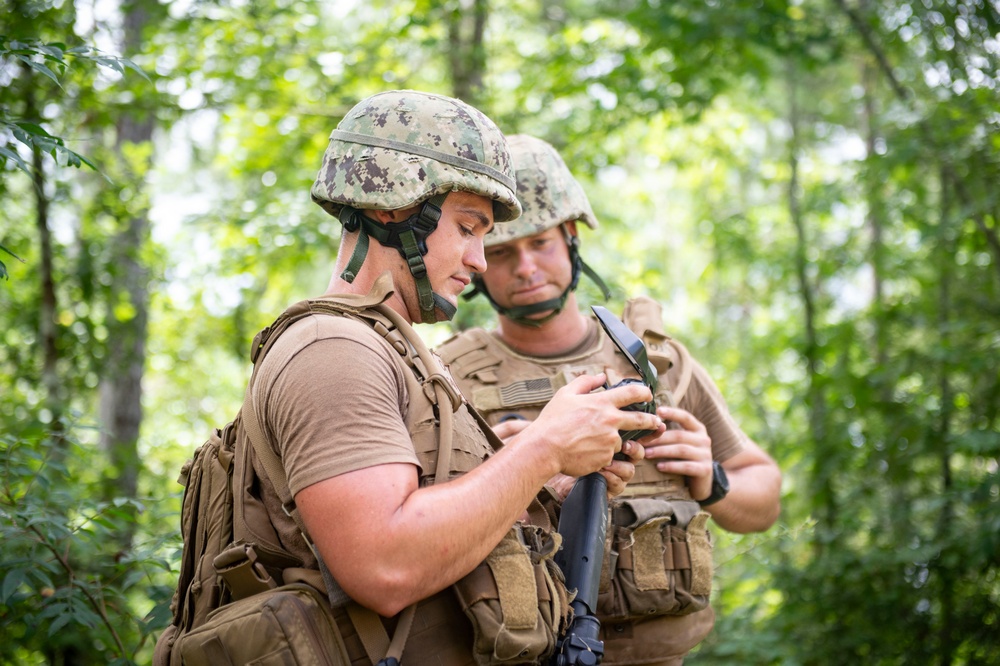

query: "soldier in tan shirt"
left=437, top=135, right=782, bottom=665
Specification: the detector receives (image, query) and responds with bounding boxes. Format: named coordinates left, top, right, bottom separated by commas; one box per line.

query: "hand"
left=522, top=374, right=661, bottom=478
left=546, top=439, right=643, bottom=501
left=639, top=406, right=714, bottom=502
left=602, top=439, right=643, bottom=498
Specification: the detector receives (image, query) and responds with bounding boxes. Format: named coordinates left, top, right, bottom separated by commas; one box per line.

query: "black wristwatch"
left=698, top=460, right=730, bottom=506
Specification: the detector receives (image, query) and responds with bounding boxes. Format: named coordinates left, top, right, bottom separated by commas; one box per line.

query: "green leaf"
left=95, top=55, right=125, bottom=75
left=2, top=568, right=27, bottom=603
left=14, top=55, right=62, bottom=86
left=36, top=44, right=66, bottom=60
left=0, top=144, right=30, bottom=174
left=48, top=611, right=73, bottom=636
left=122, top=567, right=146, bottom=591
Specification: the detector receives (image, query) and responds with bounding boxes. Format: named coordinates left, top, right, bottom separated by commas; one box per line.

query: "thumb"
left=564, top=373, right=607, bottom=395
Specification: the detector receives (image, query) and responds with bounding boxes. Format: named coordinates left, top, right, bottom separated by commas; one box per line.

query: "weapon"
left=550, top=306, right=659, bottom=666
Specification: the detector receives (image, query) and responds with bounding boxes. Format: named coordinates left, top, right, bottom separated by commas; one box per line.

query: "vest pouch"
left=453, top=524, right=570, bottom=666
left=172, top=583, right=349, bottom=666
left=598, top=499, right=713, bottom=621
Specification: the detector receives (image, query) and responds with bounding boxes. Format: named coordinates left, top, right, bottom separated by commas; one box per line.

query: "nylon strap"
left=341, top=223, right=370, bottom=283
left=329, top=129, right=516, bottom=192
left=347, top=603, right=391, bottom=665
left=580, top=258, right=612, bottom=301
left=339, top=200, right=451, bottom=323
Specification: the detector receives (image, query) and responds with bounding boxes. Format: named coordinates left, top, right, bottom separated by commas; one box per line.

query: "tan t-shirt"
left=243, top=298, right=498, bottom=664
left=250, top=309, right=498, bottom=570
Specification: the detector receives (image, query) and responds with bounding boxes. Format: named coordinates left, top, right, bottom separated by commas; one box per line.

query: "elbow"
left=360, top=595, right=411, bottom=619
left=753, top=501, right=782, bottom=532
left=340, top=570, right=423, bottom=617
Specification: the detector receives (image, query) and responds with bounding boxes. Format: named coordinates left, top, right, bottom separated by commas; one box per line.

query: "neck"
left=327, top=231, right=418, bottom=324
left=326, top=265, right=415, bottom=325
left=494, top=293, right=589, bottom=356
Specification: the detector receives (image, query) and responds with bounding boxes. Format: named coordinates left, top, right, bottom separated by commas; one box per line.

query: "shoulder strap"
left=242, top=291, right=459, bottom=665
left=622, top=296, right=693, bottom=405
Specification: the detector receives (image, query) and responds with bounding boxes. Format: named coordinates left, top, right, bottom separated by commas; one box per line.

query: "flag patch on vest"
left=500, top=378, right=556, bottom=406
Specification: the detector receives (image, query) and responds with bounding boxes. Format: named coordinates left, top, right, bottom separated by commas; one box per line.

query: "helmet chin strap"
left=465, top=224, right=611, bottom=327
left=338, top=194, right=456, bottom=323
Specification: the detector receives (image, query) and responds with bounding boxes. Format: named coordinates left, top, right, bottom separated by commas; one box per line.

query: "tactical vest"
left=243, top=279, right=497, bottom=665
left=157, top=275, right=506, bottom=666
left=436, top=297, right=716, bottom=665
left=438, top=296, right=695, bottom=499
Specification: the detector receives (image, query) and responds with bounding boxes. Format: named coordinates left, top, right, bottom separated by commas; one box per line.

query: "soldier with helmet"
left=436, top=134, right=782, bottom=665
left=240, top=93, right=663, bottom=664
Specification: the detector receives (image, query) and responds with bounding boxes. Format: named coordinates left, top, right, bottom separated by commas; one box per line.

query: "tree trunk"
left=23, top=69, right=66, bottom=451
left=98, top=0, right=155, bottom=524
left=447, top=0, right=488, bottom=105
left=934, top=164, right=956, bottom=666
left=786, top=60, right=832, bottom=548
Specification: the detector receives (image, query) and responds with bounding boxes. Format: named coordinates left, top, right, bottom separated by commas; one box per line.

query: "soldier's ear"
left=372, top=207, right=418, bottom=224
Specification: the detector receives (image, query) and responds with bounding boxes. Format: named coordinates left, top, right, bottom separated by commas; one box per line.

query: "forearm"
left=388, top=444, right=559, bottom=593
left=302, top=441, right=560, bottom=616
left=704, top=461, right=781, bottom=533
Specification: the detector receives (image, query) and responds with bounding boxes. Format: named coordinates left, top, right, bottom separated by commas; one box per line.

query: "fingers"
left=565, top=372, right=609, bottom=394
left=620, top=439, right=645, bottom=461
left=492, top=417, right=531, bottom=442
left=658, top=406, right=707, bottom=434
left=620, top=409, right=662, bottom=437
left=606, top=381, right=654, bottom=409
left=600, top=459, right=636, bottom=499
left=546, top=473, right=576, bottom=502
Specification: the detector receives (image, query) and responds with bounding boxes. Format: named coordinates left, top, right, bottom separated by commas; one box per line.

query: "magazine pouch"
left=598, top=498, right=713, bottom=621
left=453, top=524, right=570, bottom=666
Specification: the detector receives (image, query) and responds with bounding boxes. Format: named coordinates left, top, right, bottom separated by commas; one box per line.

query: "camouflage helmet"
left=311, top=90, right=521, bottom=223
left=466, top=134, right=611, bottom=326
left=484, top=134, right=597, bottom=247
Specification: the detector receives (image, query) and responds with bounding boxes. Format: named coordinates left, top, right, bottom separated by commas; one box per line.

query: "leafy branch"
left=0, top=434, right=165, bottom=664
left=23, top=521, right=129, bottom=657
left=0, top=35, right=150, bottom=176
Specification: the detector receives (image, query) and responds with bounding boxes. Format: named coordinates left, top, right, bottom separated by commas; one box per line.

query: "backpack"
left=153, top=289, right=461, bottom=666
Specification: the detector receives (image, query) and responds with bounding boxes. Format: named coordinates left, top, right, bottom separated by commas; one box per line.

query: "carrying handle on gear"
left=241, top=293, right=460, bottom=665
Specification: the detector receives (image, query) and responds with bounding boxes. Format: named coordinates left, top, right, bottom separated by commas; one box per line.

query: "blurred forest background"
left=2, top=0, right=999, bottom=664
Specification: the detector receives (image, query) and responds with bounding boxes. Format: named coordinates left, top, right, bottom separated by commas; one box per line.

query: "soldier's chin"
left=525, top=308, right=556, bottom=321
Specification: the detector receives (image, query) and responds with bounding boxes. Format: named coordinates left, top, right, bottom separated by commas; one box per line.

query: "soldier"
left=236, top=93, right=662, bottom=664
left=437, top=134, right=782, bottom=666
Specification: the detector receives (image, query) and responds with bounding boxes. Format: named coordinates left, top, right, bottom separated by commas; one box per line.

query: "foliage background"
left=2, top=0, right=998, bottom=664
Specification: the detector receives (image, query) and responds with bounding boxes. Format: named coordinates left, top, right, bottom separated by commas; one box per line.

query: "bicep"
left=296, top=462, right=420, bottom=568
